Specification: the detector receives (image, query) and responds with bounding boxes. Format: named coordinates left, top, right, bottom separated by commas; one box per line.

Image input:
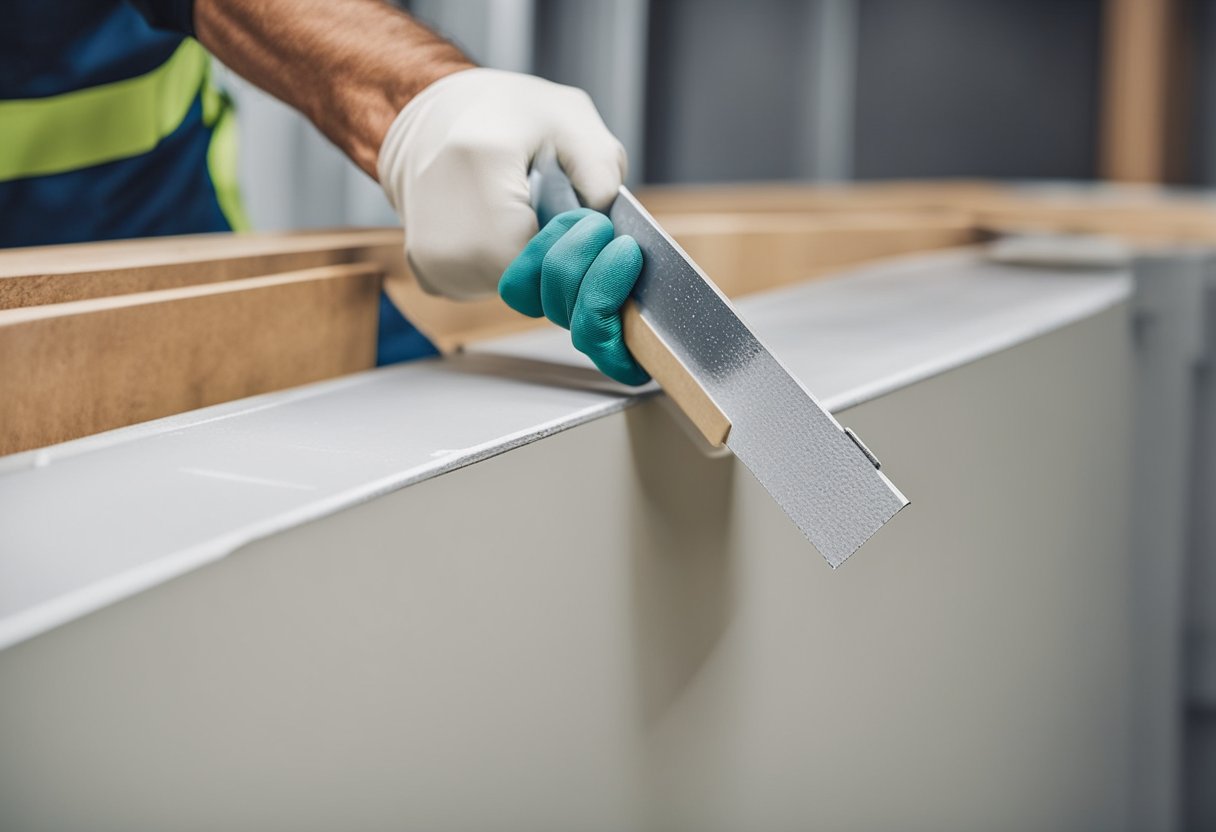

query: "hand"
left=377, top=68, right=627, bottom=300
left=499, top=209, right=649, bottom=386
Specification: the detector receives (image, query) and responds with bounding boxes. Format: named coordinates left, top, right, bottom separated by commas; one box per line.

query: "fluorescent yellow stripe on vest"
left=207, top=96, right=251, bottom=232
left=0, top=39, right=209, bottom=182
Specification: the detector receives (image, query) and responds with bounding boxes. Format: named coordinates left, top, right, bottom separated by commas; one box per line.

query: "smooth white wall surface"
left=0, top=306, right=1134, bottom=831
left=0, top=250, right=1130, bottom=650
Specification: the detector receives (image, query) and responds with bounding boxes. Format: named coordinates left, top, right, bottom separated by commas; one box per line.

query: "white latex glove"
left=377, top=68, right=627, bottom=300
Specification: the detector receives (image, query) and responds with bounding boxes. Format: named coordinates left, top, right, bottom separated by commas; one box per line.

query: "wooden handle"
left=621, top=300, right=731, bottom=448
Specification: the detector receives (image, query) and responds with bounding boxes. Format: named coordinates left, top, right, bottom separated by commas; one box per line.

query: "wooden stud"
left=0, top=263, right=382, bottom=455
left=621, top=300, right=731, bottom=448
left=0, top=230, right=402, bottom=308
left=1099, top=0, right=1180, bottom=182
left=659, top=211, right=980, bottom=296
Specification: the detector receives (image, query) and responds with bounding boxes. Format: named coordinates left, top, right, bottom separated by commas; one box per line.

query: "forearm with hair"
left=194, top=0, right=474, bottom=178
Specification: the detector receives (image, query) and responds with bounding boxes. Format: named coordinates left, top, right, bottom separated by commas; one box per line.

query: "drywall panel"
left=0, top=248, right=1130, bottom=654
left=0, top=304, right=1133, bottom=831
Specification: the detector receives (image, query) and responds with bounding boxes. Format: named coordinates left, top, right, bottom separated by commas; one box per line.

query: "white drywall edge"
left=0, top=249, right=1131, bottom=651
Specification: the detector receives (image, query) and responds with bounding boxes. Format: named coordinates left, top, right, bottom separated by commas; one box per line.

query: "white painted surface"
left=0, top=302, right=1135, bottom=831
left=0, top=250, right=1130, bottom=652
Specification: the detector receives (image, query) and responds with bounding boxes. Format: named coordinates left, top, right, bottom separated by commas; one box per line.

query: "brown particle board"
left=0, top=229, right=538, bottom=355
left=1099, top=0, right=1181, bottom=183
left=0, top=229, right=403, bottom=308
left=658, top=211, right=981, bottom=296
left=621, top=300, right=730, bottom=448
left=0, top=263, right=382, bottom=455
left=640, top=182, right=1216, bottom=244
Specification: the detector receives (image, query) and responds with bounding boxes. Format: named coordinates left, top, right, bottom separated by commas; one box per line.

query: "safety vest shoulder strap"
left=0, top=38, right=209, bottom=183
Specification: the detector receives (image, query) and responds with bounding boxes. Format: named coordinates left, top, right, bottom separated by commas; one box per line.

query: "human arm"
left=191, top=0, right=470, bottom=179
left=132, top=0, right=646, bottom=383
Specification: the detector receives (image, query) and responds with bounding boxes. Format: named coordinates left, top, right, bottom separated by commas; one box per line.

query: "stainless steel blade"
left=530, top=153, right=909, bottom=566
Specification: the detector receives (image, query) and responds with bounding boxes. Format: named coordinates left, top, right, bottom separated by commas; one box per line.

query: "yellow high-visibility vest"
left=0, top=38, right=246, bottom=230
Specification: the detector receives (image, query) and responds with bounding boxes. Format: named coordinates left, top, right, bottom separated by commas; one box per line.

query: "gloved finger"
left=405, top=133, right=541, bottom=299
left=554, top=92, right=627, bottom=211
left=570, top=235, right=649, bottom=386
left=540, top=212, right=614, bottom=329
left=499, top=209, right=595, bottom=317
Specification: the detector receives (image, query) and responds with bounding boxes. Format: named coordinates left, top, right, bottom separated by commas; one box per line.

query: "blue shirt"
left=0, top=0, right=437, bottom=366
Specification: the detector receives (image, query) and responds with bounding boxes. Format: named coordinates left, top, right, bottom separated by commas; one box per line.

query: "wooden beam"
left=0, top=218, right=992, bottom=360
left=0, top=264, right=382, bottom=455
left=0, top=229, right=403, bottom=310
left=621, top=300, right=731, bottom=448
left=659, top=211, right=981, bottom=296
left=1100, top=0, right=1178, bottom=182
left=640, top=181, right=1216, bottom=242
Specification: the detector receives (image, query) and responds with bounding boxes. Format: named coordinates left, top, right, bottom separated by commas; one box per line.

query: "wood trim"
left=0, top=229, right=543, bottom=356
left=18, top=179, right=1213, bottom=456
left=23, top=186, right=1214, bottom=456
left=660, top=211, right=980, bottom=296
left=0, top=216, right=991, bottom=356
left=0, top=263, right=382, bottom=455
left=1100, top=0, right=1179, bottom=182
left=636, top=181, right=1005, bottom=215
left=622, top=301, right=731, bottom=448
left=640, top=182, right=1216, bottom=242
left=0, top=229, right=402, bottom=308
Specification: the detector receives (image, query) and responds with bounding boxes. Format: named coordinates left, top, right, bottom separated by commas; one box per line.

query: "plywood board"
left=0, top=301, right=1136, bottom=830
left=0, top=217, right=991, bottom=356
left=621, top=300, right=730, bottom=447
left=0, top=229, right=533, bottom=356
left=0, top=263, right=382, bottom=455
left=641, top=182, right=1216, bottom=243
left=974, top=204, right=1216, bottom=244
left=0, top=229, right=401, bottom=307
left=637, top=180, right=1005, bottom=215
left=1100, top=0, right=1180, bottom=183
left=660, top=211, right=980, bottom=295
left=363, top=214, right=981, bottom=349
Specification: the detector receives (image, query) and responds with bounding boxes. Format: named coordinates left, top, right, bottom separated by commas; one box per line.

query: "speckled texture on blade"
left=608, top=189, right=909, bottom=567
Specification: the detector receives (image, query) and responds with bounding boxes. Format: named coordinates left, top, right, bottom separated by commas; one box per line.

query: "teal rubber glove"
left=499, top=208, right=650, bottom=386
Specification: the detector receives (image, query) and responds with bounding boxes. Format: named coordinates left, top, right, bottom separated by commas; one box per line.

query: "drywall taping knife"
left=530, top=150, right=908, bottom=567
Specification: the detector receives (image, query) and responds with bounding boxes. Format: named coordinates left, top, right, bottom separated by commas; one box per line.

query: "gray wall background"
left=852, top=0, right=1102, bottom=179
left=1193, top=0, right=1216, bottom=186
left=642, top=0, right=825, bottom=183
left=233, top=0, right=1204, bottom=231
left=210, top=2, right=1216, bottom=828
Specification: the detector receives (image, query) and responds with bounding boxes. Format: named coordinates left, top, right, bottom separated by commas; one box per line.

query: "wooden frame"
left=7, top=176, right=1215, bottom=455
left=1100, top=0, right=1187, bottom=183
left=637, top=180, right=1216, bottom=243
left=0, top=264, right=382, bottom=455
